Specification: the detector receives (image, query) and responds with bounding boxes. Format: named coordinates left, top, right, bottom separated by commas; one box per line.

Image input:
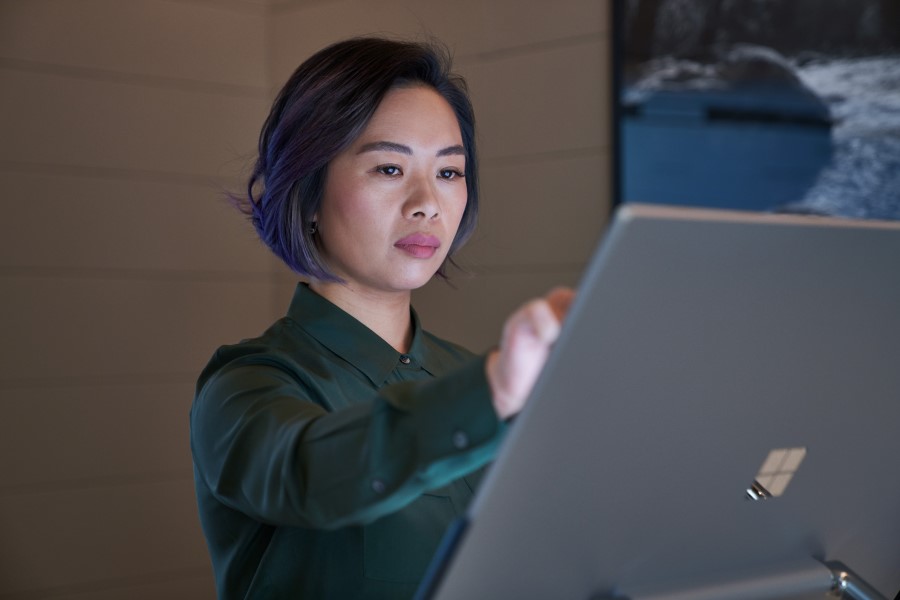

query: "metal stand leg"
left=826, top=562, right=888, bottom=600
left=588, top=559, right=890, bottom=600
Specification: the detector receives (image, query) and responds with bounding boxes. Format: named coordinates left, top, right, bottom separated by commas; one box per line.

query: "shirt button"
left=399, top=355, right=411, bottom=365
left=371, top=479, right=386, bottom=494
left=452, top=430, right=469, bottom=450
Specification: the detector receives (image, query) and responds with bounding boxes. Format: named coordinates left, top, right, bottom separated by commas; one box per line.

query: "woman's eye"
left=376, top=165, right=402, bottom=176
left=439, top=168, right=465, bottom=180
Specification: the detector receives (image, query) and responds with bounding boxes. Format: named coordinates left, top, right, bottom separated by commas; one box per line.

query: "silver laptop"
left=421, top=204, right=900, bottom=600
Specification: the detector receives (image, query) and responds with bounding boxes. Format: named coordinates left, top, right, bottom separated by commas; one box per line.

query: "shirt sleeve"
left=190, top=354, right=505, bottom=530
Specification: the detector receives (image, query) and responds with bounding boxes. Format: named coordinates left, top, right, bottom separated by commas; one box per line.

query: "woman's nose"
left=404, top=175, right=440, bottom=220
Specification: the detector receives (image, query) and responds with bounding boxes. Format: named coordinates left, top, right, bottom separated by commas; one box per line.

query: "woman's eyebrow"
left=357, top=141, right=411, bottom=155
left=357, top=141, right=465, bottom=157
left=436, top=144, right=465, bottom=157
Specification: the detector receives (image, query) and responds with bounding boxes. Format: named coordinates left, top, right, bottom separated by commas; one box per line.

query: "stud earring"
left=308, top=221, right=318, bottom=235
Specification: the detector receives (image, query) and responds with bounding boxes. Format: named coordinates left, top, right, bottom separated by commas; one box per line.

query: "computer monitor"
left=421, top=204, right=900, bottom=600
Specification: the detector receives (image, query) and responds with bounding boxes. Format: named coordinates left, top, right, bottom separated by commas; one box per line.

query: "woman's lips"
left=394, top=233, right=441, bottom=259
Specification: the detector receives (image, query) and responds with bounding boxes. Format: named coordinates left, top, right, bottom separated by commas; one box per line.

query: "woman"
left=191, top=36, right=573, bottom=599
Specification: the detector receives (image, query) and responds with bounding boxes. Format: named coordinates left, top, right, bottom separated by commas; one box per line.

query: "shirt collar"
left=286, top=283, right=441, bottom=386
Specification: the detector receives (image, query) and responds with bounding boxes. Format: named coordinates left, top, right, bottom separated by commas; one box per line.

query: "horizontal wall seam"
left=268, top=0, right=329, bottom=15
left=457, top=31, right=606, bottom=65
left=0, top=565, right=210, bottom=600
left=0, top=469, right=195, bottom=498
left=0, top=266, right=275, bottom=283
left=0, top=371, right=198, bottom=391
left=0, top=57, right=269, bottom=99
left=164, top=0, right=268, bottom=16
left=481, top=145, right=609, bottom=166
left=0, top=159, right=246, bottom=188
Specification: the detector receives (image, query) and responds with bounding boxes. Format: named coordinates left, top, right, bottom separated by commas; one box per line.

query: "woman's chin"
left=387, top=267, right=444, bottom=293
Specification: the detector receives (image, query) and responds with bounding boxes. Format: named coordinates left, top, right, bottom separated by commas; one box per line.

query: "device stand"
left=592, top=558, right=888, bottom=600
left=826, top=562, right=889, bottom=600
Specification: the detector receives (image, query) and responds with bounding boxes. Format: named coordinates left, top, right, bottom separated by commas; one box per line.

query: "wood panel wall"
left=0, top=1, right=611, bottom=597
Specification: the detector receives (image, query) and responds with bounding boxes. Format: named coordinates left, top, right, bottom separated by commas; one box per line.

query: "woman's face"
left=315, top=85, right=468, bottom=295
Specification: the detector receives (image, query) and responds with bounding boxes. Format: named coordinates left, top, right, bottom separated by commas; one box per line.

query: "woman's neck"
left=309, top=281, right=413, bottom=353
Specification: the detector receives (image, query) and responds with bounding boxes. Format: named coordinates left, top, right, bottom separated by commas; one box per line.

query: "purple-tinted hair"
left=237, top=36, right=479, bottom=280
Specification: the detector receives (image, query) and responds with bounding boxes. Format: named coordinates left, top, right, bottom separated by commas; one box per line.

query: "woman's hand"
left=486, top=287, right=575, bottom=420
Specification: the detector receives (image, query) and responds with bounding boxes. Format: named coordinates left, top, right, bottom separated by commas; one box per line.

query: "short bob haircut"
left=237, top=36, right=479, bottom=281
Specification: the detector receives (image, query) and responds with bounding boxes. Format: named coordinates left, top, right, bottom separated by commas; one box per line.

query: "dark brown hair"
left=238, top=36, right=479, bottom=280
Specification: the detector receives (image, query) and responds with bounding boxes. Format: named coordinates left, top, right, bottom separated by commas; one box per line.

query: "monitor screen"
left=613, top=0, right=900, bottom=220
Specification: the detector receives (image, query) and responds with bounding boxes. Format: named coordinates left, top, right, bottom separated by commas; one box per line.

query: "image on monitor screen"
left=614, top=0, right=900, bottom=219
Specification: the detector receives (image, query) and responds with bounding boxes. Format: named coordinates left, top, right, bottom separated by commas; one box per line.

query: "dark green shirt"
left=191, top=283, right=505, bottom=599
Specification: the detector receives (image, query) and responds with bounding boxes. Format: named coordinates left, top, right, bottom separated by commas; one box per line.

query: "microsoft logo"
left=746, top=447, right=807, bottom=500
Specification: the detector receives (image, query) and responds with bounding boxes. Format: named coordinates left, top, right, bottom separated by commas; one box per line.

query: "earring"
left=308, top=221, right=318, bottom=235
